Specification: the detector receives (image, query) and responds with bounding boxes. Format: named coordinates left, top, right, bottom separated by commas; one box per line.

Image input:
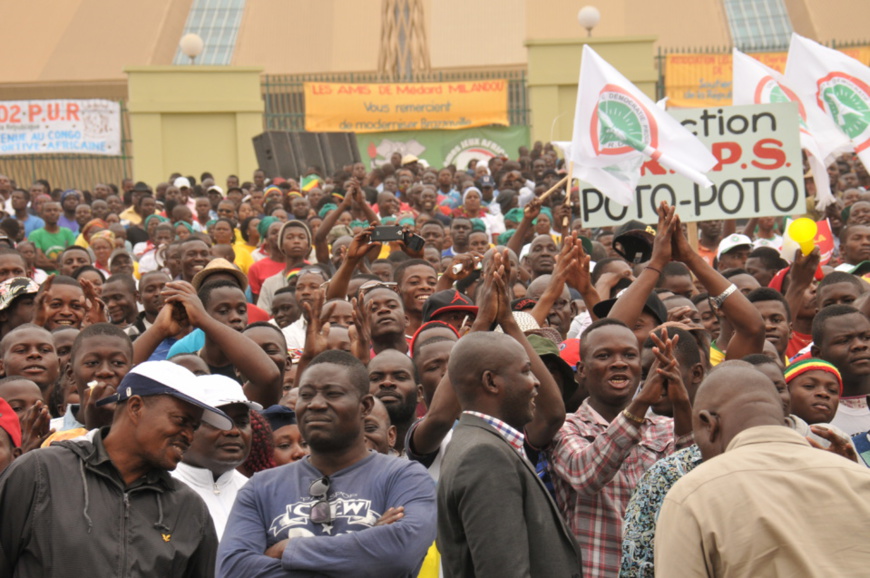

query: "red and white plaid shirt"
left=547, top=399, right=693, bottom=578
left=463, top=411, right=526, bottom=459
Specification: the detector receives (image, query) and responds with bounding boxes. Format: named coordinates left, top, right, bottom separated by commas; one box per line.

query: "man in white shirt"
left=172, top=374, right=261, bottom=539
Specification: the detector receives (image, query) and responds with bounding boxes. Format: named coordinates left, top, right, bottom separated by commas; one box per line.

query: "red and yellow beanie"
left=783, top=358, right=843, bottom=395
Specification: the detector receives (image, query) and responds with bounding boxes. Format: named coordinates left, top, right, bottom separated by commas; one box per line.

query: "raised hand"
left=349, top=296, right=372, bottom=364
left=650, top=201, right=677, bottom=268
left=301, top=291, right=330, bottom=361
left=808, top=425, right=859, bottom=462
left=347, top=226, right=381, bottom=261
left=19, top=400, right=53, bottom=453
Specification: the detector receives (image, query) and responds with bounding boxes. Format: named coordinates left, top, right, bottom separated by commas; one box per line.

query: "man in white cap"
left=716, top=233, right=753, bottom=271
left=173, top=374, right=262, bottom=539
left=0, top=361, right=231, bottom=577
left=174, top=176, right=198, bottom=212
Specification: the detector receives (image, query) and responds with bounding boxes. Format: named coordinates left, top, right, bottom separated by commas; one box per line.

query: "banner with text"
left=356, top=125, right=529, bottom=170
left=0, top=99, right=121, bottom=156
left=304, top=81, right=508, bottom=133
left=665, top=46, right=870, bottom=108
left=581, top=102, right=803, bottom=227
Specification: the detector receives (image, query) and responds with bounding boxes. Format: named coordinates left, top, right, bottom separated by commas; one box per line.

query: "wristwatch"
left=710, top=283, right=738, bottom=314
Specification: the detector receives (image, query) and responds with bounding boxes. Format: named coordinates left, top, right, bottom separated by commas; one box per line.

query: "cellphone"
left=403, top=232, right=425, bottom=252
left=371, top=226, right=404, bottom=242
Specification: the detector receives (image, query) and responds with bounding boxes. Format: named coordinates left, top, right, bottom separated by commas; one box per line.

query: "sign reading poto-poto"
left=304, top=81, right=508, bottom=133
left=581, top=102, right=804, bottom=227
left=0, top=99, right=121, bottom=156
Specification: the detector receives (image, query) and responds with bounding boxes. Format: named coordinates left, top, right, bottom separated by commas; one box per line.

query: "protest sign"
left=0, top=99, right=121, bottom=156
left=304, top=81, right=508, bottom=133
left=356, top=125, right=529, bottom=170
left=580, top=102, right=804, bottom=227
left=665, top=45, right=870, bottom=108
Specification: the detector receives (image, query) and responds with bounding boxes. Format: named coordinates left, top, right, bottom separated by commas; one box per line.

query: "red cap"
left=0, top=398, right=21, bottom=448
left=559, top=338, right=581, bottom=370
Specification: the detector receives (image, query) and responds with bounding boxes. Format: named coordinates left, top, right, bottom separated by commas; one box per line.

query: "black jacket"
left=0, top=428, right=218, bottom=577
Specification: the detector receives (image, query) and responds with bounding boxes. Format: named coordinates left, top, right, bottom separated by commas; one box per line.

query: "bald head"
left=447, top=332, right=525, bottom=408
left=692, top=361, right=786, bottom=461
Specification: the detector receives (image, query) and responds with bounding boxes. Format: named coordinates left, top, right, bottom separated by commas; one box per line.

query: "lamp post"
left=179, top=33, right=204, bottom=64
left=577, top=6, right=601, bottom=37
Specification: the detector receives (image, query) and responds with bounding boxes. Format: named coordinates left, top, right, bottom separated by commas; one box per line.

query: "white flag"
left=733, top=48, right=849, bottom=209
left=569, top=45, right=716, bottom=205
left=786, top=34, right=870, bottom=175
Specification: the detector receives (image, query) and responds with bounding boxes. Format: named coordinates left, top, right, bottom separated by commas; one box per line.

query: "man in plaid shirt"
left=548, top=319, right=694, bottom=578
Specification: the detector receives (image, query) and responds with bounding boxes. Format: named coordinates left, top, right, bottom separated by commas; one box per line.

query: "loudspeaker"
left=252, top=132, right=298, bottom=179
left=252, top=131, right=361, bottom=180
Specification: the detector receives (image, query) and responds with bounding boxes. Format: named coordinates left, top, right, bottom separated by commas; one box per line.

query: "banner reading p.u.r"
left=304, top=81, right=508, bottom=133
left=0, top=99, right=121, bottom=156
left=581, top=102, right=804, bottom=228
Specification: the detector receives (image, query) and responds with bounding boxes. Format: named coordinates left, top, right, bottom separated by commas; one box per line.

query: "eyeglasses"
left=358, top=280, right=399, bottom=299
left=308, top=476, right=333, bottom=525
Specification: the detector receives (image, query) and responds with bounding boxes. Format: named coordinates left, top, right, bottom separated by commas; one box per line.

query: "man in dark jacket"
left=437, top=331, right=583, bottom=577
left=0, top=360, right=232, bottom=577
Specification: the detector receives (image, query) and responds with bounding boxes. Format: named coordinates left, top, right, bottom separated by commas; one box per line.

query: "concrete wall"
left=125, top=66, right=263, bottom=186
left=526, top=36, right=657, bottom=144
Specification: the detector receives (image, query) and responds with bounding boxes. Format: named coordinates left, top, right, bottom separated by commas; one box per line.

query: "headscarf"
left=318, top=203, right=338, bottom=219
left=504, top=208, right=525, bottom=225
left=175, top=221, right=195, bottom=234
left=784, top=358, right=843, bottom=395
left=257, top=216, right=279, bottom=239
left=462, top=186, right=482, bottom=205
left=497, top=229, right=516, bottom=245
left=470, top=218, right=486, bottom=233
left=80, top=219, right=109, bottom=241
left=89, top=230, right=115, bottom=248
left=144, top=214, right=168, bottom=229
left=533, top=206, right=554, bottom=225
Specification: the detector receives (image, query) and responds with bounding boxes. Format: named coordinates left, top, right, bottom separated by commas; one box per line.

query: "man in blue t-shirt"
left=218, top=350, right=436, bottom=578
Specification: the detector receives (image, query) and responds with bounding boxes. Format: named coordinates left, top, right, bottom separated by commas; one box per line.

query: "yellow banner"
left=303, top=80, right=508, bottom=133
left=666, top=46, right=870, bottom=108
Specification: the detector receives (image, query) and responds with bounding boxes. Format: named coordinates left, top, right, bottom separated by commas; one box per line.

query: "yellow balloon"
left=789, top=218, right=817, bottom=243
left=799, top=239, right=815, bottom=256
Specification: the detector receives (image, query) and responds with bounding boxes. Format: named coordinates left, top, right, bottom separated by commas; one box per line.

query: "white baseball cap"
left=96, top=361, right=233, bottom=430
left=173, top=177, right=191, bottom=189
left=207, top=185, right=225, bottom=197
left=197, top=374, right=263, bottom=412
left=717, top=234, right=753, bottom=258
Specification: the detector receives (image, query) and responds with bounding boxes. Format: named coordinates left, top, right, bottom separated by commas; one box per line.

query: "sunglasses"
left=358, top=280, right=399, bottom=299
left=309, top=476, right=333, bottom=525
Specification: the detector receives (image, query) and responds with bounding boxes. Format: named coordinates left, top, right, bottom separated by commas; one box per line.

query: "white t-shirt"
left=831, top=396, right=870, bottom=437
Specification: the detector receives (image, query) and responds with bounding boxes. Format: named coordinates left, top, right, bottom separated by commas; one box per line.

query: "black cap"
left=260, top=405, right=297, bottom=431
left=592, top=292, right=668, bottom=326
left=131, top=181, right=152, bottom=193
left=613, top=229, right=655, bottom=264
left=511, top=297, right=537, bottom=312
left=422, top=290, right=478, bottom=322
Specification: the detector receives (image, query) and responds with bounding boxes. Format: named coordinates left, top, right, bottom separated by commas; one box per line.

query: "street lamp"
left=179, top=33, right=204, bottom=64
left=577, top=6, right=601, bottom=37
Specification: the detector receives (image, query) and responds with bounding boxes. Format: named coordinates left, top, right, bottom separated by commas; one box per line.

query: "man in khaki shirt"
left=655, top=364, right=870, bottom=577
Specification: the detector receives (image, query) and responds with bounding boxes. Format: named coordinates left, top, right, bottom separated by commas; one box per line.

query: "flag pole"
left=563, top=161, right=575, bottom=230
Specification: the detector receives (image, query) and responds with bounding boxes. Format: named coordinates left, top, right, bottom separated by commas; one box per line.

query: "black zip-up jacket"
left=0, top=428, right=218, bottom=577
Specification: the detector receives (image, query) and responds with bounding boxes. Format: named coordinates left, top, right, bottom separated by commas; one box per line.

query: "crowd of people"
left=0, top=142, right=868, bottom=576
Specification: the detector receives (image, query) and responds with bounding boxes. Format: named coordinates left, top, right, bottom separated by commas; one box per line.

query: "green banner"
left=357, top=125, right=530, bottom=170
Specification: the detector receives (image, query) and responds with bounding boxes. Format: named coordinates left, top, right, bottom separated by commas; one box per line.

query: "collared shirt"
left=655, top=426, right=870, bottom=577
left=619, top=445, right=703, bottom=578
left=172, top=462, right=249, bottom=540
left=282, top=316, right=307, bottom=350
left=463, top=411, right=526, bottom=458
left=547, top=399, right=692, bottom=578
